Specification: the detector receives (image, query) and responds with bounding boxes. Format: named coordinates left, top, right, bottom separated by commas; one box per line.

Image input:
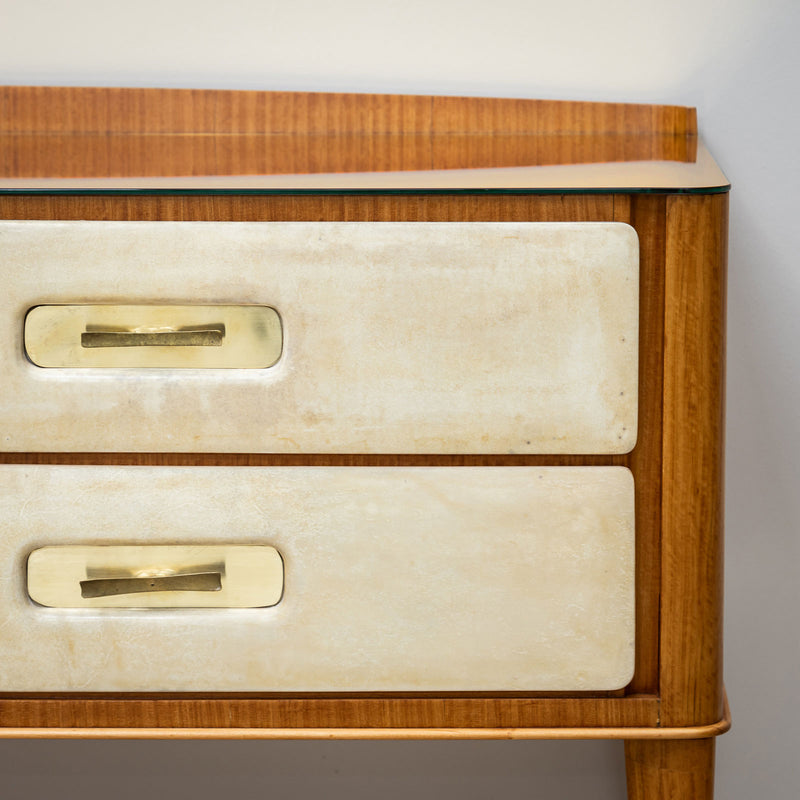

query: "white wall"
left=1, top=1, right=798, bottom=797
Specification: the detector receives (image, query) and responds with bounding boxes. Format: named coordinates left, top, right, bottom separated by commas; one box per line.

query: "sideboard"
left=0, top=86, right=729, bottom=799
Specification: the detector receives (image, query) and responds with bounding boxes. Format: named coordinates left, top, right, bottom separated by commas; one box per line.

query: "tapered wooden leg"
left=625, top=738, right=715, bottom=800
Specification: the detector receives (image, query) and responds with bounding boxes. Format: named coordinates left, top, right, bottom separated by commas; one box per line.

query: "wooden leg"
left=625, top=738, right=715, bottom=800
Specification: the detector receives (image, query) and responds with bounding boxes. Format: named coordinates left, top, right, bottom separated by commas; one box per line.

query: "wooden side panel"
left=0, top=86, right=696, bottom=136
left=660, top=194, right=728, bottom=726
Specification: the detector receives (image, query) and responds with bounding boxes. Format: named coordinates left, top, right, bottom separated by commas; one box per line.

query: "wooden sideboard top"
left=0, top=86, right=729, bottom=192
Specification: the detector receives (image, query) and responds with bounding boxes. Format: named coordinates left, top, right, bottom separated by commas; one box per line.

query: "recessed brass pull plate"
left=27, top=545, right=283, bottom=608
left=24, top=305, right=281, bottom=368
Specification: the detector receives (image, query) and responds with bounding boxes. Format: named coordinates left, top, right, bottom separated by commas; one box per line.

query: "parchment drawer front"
left=0, top=465, right=635, bottom=692
left=0, top=221, right=638, bottom=453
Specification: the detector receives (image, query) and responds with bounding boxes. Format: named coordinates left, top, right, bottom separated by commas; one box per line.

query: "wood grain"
left=0, top=192, right=618, bottom=223
left=0, top=693, right=731, bottom=739
left=0, top=696, right=658, bottom=731
left=0, top=728, right=715, bottom=740
left=625, top=738, right=716, bottom=800
left=0, top=704, right=730, bottom=739
left=621, top=195, right=667, bottom=695
left=0, top=86, right=696, bottom=136
left=660, top=194, right=728, bottom=727
left=0, top=87, right=698, bottom=180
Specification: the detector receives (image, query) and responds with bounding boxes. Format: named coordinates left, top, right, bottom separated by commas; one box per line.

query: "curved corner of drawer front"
left=0, top=221, right=638, bottom=453
left=0, top=464, right=635, bottom=692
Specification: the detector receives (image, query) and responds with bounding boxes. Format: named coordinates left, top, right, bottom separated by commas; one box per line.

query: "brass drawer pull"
left=80, top=571, right=223, bottom=598
left=24, top=305, right=282, bottom=369
left=27, top=545, right=283, bottom=608
left=81, top=327, right=225, bottom=349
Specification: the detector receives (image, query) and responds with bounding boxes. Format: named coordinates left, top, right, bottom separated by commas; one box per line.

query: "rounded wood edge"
left=0, top=693, right=731, bottom=740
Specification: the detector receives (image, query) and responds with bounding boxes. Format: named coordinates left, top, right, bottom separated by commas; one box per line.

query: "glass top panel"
left=0, top=132, right=728, bottom=194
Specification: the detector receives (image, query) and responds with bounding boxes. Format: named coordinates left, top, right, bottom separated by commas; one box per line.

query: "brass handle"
left=29, top=546, right=282, bottom=608
left=80, top=571, right=223, bottom=598
left=25, top=306, right=281, bottom=368
left=81, top=327, right=224, bottom=348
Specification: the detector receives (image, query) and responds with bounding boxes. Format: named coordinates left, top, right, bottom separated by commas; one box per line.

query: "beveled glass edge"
left=0, top=186, right=730, bottom=196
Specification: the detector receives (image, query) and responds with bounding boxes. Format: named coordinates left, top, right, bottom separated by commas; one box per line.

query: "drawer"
left=0, top=221, right=639, bottom=454
left=0, top=465, right=635, bottom=692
